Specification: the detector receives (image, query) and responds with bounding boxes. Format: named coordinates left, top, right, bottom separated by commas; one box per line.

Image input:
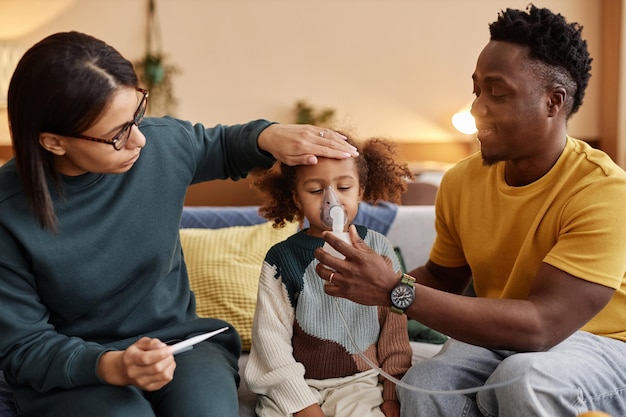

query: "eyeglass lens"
left=114, top=92, right=148, bottom=150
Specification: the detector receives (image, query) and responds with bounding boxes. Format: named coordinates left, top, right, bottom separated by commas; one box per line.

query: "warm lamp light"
left=451, top=110, right=477, bottom=135
left=0, top=42, right=23, bottom=108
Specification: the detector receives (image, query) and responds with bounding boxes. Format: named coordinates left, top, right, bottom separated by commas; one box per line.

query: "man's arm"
left=315, top=225, right=614, bottom=352
left=411, top=260, right=472, bottom=295
left=407, top=262, right=613, bottom=351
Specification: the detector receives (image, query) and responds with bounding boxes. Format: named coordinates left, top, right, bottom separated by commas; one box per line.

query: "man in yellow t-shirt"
left=315, top=5, right=626, bottom=417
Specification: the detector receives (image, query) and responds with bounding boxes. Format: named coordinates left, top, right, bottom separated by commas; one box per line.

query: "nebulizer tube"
left=319, top=187, right=545, bottom=412
left=333, top=298, right=527, bottom=395
left=334, top=300, right=551, bottom=415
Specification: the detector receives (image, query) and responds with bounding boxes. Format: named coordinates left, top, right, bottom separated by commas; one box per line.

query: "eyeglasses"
left=72, top=87, right=149, bottom=151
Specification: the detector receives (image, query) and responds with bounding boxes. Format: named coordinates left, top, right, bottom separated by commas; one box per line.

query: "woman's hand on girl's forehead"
left=257, top=124, right=358, bottom=166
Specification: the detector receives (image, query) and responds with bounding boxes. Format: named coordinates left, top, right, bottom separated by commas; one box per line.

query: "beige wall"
left=0, top=0, right=603, bottom=163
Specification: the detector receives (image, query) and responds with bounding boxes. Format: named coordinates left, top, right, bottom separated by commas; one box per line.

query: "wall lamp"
left=451, top=108, right=477, bottom=135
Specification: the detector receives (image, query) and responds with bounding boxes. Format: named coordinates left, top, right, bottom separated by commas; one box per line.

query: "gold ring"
left=319, top=131, right=325, bottom=138
left=329, top=271, right=335, bottom=282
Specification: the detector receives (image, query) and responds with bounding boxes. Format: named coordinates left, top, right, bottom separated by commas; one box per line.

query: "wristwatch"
left=390, top=273, right=416, bottom=314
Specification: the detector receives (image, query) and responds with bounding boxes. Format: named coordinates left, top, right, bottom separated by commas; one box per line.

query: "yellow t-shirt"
left=431, top=137, right=626, bottom=341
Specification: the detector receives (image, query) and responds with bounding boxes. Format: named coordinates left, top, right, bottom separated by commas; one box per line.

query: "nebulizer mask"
left=320, top=185, right=351, bottom=261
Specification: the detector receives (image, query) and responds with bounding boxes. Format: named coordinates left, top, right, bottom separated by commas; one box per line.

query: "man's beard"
left=480, top=144, right=502, bottom=166
left=481, top=155, right=500, bottom=166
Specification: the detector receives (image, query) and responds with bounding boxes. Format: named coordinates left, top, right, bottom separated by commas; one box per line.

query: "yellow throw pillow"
left=180, top=221, right=298, bottom=351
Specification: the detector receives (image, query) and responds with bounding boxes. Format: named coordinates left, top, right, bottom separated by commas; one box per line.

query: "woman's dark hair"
left=252, top=136, right=413, bottom=228
left=489, top=4, right=592, bottom=117
left=7, top=31, right=138, bottom=230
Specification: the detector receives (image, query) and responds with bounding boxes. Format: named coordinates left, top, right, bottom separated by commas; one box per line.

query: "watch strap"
left=390, top=305, right=406, bottom=315
left=400, top=273, right=415, bottom=288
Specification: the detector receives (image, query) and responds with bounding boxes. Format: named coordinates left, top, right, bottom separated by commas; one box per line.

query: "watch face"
left=391, top=285, right=414, bottom=309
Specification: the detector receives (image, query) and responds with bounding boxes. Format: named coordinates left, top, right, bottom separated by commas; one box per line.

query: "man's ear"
left=39, top=133, right=66, bottom=155
left=547, top=86, right=567, bottom=117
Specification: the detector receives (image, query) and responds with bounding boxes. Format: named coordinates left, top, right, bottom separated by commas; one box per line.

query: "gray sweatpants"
left=398, top=331, right=626, bottom=417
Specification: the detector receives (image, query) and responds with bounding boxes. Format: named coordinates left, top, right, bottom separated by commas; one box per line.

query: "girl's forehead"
left=315, top=156, right=357, bottom=168
left=297, top=156, right=357, bottom=176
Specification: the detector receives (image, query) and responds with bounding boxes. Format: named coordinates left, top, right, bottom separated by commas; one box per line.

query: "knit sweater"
left=245, top=226, right=412, bottom=414
left=0, top=117, right=274, bottom=393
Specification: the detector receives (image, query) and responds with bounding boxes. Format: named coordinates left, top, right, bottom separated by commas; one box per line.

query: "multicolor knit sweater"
left=245, top=225, right=412, bottom=414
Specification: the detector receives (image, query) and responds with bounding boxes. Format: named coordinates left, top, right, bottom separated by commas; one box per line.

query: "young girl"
left=244, top=137, right=414, bottom=417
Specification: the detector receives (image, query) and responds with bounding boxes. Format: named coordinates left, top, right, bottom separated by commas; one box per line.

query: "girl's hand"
left=257, top=124, right=358, bottom=166
left=294, top=403, right=326, bottom=417
left=97, top=337, right=176, bottom=391
left=381, top=400, right=400, bottom=417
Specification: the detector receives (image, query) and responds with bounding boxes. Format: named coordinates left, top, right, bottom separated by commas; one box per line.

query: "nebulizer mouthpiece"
left=320, top=186, right=351, bottom=269
left=321, top=185, right=347, bottom=232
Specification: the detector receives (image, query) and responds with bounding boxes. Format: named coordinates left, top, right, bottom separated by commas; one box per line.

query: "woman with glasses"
left=0, top=31, right=357, bottom=417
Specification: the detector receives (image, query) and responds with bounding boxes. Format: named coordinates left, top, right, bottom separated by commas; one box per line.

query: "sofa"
left=0, top=202, right=441, bottom=417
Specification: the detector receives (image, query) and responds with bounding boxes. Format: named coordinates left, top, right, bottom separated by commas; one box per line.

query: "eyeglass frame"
left=70, top=87, right=149, bottom=151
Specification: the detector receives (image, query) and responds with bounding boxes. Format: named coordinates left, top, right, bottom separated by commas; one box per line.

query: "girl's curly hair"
left=489, top=4, right=592, bottom=117
left=251, top=136, right=414, bottom=228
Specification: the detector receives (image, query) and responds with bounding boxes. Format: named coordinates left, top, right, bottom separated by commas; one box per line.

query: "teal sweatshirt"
left=0, top=117, right=274, bottom=392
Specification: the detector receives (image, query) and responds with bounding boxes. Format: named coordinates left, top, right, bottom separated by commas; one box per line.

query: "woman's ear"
left=39, top=133, right=67, bottom=156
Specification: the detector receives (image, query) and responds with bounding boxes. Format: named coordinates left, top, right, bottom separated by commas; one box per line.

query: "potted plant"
left=134, top=0, right=179, bottom=116
left=293, top=99, right=336, bottom=127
